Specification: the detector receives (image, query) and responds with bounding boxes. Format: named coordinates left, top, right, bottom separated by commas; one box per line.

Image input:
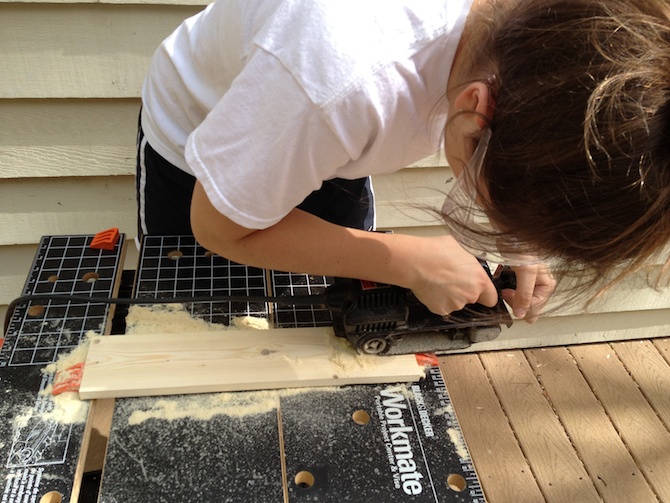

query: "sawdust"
left=127, top=387, right=343, bottom=425
left=447, top=427, right=470, bottom=460
left=326, top=333, right=382, bottom=377
left=39, top=393, right=89, bottom=425
left=43, top=332, right=99, bottom=377
left=118, top=303, right=412, bottom=424
left=126, top=305, right=398, bottom=380
left=11, top=305, right=276, bottom=431
left=433, top=403, right=469, bottom=458
left=434, top=403, right=455, bottom=417
left=231, top=315, right=270, bottom=331
left=124, top=304, right=269, bottom=334
left=36, top=332, right=100, bottom=425
left=11, top=334, right=98, bottom=429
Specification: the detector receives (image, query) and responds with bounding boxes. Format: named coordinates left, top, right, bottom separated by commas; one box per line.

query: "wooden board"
left=479, top=350, right=603, bottom=503
left=79, top=328, right=426, bottom=399
left=525, top=347, right=659, bottom=503
left=569, top=343, right=670, bottom=498
left=449, top=308, right=670, bottom=353
left=438, top=354, right=546, bottom=503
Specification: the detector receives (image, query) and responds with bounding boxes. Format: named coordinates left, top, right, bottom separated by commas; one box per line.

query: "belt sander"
left=321, top=265, right=515, bottom=355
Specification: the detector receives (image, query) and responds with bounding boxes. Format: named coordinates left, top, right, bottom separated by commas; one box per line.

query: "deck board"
left=480, top=351, right=602, bottom=503
left=526, top=347, right=656, bottom=503
left=571, top=344, right=670, bottom=501
left=439, top=354, right=545, bottom=503
left=613, top=340, right=670, bottom=431
left=441, top=336, right=670, bottom=503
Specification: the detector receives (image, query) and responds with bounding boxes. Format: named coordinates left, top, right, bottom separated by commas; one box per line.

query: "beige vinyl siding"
left=0, top=2, right=201, bottom=310
left=2, top=99, right=138, bottom=179
left=0, top=3, right=203, bottom=99
left=1, top=0, right=668, bottom=349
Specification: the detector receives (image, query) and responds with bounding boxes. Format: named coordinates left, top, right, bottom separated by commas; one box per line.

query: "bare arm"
left=191, top=181, right=499, bottom=315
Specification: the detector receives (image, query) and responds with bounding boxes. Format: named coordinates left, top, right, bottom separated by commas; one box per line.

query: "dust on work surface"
left=13, top=305, right=271, bottom=428
left=12, top=332, right=100, bottom=429
left=125, top=304, right=405, bottom=379
left=114, top=303, right=423, bottom=425
left=126, top=386, right=344, bottom=425
left=124, top=304, right=269, bottom=334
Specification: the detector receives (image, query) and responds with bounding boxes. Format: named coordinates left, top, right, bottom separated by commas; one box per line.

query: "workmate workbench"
left=1, top=234, right=484, bottom=503
left=3, top=233, right=670, bottom=503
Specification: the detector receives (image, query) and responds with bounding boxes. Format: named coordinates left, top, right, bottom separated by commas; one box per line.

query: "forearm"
left=194, top=201, right=415, bottom=288
left=191, top=181, right=499, bottom=314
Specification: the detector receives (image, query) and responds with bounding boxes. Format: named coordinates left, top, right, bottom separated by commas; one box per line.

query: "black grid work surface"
left=271, top=270, right=333, bottom=328
left=133, top=235, right=269, bottom=324
left=1, top=234, right=125, bottom=503
left=2, top=235, right=123, bottom=367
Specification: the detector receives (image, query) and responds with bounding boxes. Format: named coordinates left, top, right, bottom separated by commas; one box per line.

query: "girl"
left=137, top=0, right=670, bottom=322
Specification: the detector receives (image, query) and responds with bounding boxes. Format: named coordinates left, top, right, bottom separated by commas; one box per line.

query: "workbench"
left=2, top=234, right=669, bottom=503
left=1, top=234, right=483, bottom=503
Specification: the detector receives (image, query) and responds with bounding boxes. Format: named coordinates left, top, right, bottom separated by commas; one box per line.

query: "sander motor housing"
left=323, top=266, right=515, bottom=355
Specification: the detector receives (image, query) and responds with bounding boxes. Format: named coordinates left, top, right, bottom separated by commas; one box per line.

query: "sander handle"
left=492, top=266, right=517, bottom=292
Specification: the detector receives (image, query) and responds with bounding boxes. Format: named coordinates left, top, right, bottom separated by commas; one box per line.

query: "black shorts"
left=136, top=119, right=376, bottom=237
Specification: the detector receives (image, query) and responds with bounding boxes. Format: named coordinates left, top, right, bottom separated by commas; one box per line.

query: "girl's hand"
left=406, top=235, right=499, bottom=316
left=499, top=262, right=556, bottom=323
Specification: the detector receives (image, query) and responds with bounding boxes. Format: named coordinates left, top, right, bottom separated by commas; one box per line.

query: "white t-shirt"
left=141, top=0, right=472, bottom=229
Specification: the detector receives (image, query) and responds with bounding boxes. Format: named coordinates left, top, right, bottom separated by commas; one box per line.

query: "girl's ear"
left=453, top=81, right=496, bottom=130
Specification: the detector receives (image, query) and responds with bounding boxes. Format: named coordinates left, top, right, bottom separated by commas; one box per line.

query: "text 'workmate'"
left=379, top=387, right=424, bottom=495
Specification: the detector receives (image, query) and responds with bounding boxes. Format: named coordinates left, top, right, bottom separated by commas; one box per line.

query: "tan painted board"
left=79, top=327, right=426, bottom=399
left=613, top=340, right=670, bottom=432
left=480, top=350, right=603, bottom=503
left=438, top=354, right=545, bottom=503
left=0, top=3, right=203, bottom=98
left=526, top=347, right=659, bottom=502
left=570, top=344, right=670, bottom=500
left=449, top=308, right=670, bottom=354
left=0, top=97, right=448, bottom=179
left=0, top=170, right=451, bottom=247
left=373, top=167, right=452, bottom=229
left=0, top=244, right=37, bottom=304
left=1, top=99, right=139, bottom=178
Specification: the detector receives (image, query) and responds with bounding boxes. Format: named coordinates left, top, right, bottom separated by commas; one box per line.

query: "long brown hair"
left=446, top=0, right=670, bottom=300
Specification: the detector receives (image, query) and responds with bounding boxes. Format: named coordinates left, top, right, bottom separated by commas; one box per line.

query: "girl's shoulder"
left=251, top=0, right=471, bottom=106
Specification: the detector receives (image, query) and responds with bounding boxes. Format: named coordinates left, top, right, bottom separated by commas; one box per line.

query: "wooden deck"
left=439, top=338, right=670, bottom=503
